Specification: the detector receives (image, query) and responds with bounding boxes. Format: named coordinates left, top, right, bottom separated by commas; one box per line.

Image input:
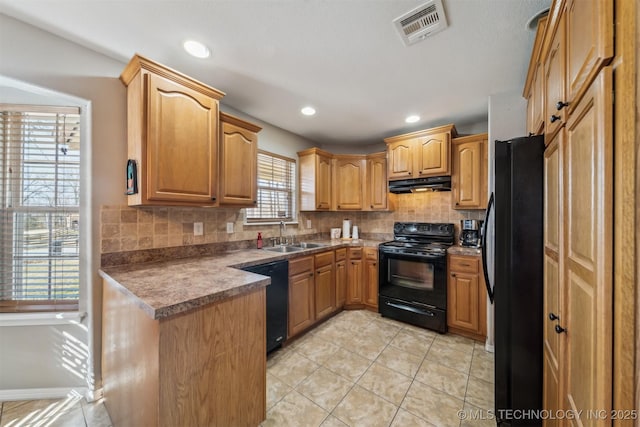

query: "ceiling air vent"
left=393, top=0, right=448, bottom=46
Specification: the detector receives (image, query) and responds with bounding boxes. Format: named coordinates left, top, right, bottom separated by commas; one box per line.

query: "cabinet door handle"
left=418, top=171, right=423, bottom=174
left=460, top=263, right=470, bottom=267
left=211, top=196, right=216, bottom=201
left=407, top=172, right=411, bottom=175
left=338, top=205, right=341, bottom=208
left=370, top=205, right=374, bottom=209
left=372, top=263, right=376, bottom=266
left=253, top=200, right=257, bottom=204
left=556, top=101, right=569, bottom=111
left=451, top=273, right=456, bottom=277
left=309, top=273, right=313, bottom=277
left=549, top=312, right=559, bottom=321
left=555, top=324, right=566, bottom=334
left=550, top=115, right=561, bottom=123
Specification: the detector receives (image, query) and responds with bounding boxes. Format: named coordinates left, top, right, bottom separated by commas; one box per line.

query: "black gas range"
left=378, top=222, right=454, bottom=333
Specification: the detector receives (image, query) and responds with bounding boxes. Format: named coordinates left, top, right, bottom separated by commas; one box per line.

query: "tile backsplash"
left=100, top=191, right=484, bottom=255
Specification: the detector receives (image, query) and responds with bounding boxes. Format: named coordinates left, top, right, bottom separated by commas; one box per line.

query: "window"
left=0, top=105, right=81, bottom=312
left=245, top=150, right=296, bottom=223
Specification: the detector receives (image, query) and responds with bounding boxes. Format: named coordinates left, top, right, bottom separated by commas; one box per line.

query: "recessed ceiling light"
left=405, top=115, right=420, bottom=123
left=183, top=40, right=210, bottom=58
left=301, top=106, right=316, bottom=116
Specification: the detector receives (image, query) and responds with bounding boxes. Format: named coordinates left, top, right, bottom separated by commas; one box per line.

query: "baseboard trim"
left=0, top=387, right=89, bottom=402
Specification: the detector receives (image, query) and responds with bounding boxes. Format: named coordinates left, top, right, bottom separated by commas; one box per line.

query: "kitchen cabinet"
left=288, top=255, right=315, bottom=338
left=335, top=248, right=347, bottom=309
left=363, top=248, right=378, bottom=311
left=120, top=54, right=225, bottom=206
left=524, top=15, right=548, bottom=136
left=384, top=124, right=457, bottom=180
left=447, top=254, right=487, bottom=341
left=544, top=12, right=566, bottom=141
left=346, top=247, right=363, bottom=307
left=298, top=148, right=333, bottom=211
left=218, top=112, right=261, bottom=206
left=102, top=279, right=265, bottom=427
left=451, top=134, right=487, bottom=210
left=366, top=152, right=395, bottom=211
left=314, top=251, right=336, bottom=320
left=334, top=155, right=366, bottom=210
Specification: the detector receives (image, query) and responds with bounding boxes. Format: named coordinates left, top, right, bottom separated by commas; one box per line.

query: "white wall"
left=0, top=13, right=318, bottom=398
left=485, top=91, right=527, bottom=350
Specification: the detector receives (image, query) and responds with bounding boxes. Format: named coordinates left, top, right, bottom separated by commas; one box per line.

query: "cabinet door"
left=346, top=259, right=363, bottom=304
left=416, top=132, right=450, bottom=177
left=335, top=260, right=347, bottom=309
left=544, top=12, right=566, bottom=141
left=316, top=154, right=333, bottom=210
left=562, top=67, right=612, bottom=422
left=452, top=137, right=486, bottom=209
left=387, top=140, right=413, bottom=180
left=364, top=258, right=378, bottom=310
left=367, top=156, right=388, bottom=210
left=219, top=121, right=257, bottom=206
left=531, top=61, right=545, bottom=136
left=315, top=264, right=335, bottom=320
left=147, top=73, right=217, bottom=203
left=288, top=271, right=315, bottom=338
left=447, top=272, right=480, bottom=332
left=335, top=157, right=365, bottom=210
left=565, top=0, right=613, bottom=111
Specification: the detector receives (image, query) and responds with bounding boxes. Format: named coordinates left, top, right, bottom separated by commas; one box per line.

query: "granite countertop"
left=448, top=245, right=482, bottom=256
left=99, top=239, right=383, bottom=320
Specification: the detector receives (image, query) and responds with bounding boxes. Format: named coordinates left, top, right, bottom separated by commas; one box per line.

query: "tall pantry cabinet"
left=526, top=0, right=615, bottom=424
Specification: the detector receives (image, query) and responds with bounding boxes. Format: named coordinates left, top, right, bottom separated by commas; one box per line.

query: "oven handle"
left=385, top=301, right=436, bottom=317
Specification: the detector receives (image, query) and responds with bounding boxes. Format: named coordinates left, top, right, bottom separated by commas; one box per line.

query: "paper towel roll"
left=342, top=219, right=351, bottom=239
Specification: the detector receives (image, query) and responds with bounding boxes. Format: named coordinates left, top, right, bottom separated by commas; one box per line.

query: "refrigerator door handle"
left=481, top=192, right=495, bottom=303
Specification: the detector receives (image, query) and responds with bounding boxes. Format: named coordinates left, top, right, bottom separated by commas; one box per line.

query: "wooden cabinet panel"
left=334, top=156, right=366, bottom=210
left=367, top=153, right=389, bottom=211
left=565, top=0, right=613, bottom=111
left=335, top=260, right=347, bottom=309
left=386, top=141, right=413, bottom=180
left=316, top=154, right=333, bottom=210
left=219, top=113, right=260, bottom=206
left=524, top=15, right=547, bottom=136
left=288, top=256, right=315, bottom=338
left=315, top=263, right=335, bottom=320
left=447, top=254, right=486, bottom=341
left=563, top=67, right=612, bottom=422
left=335, top=248, right=347, bottom=262
left=544, top=12, right=566, bottom=140
left=298, top=148, right=333, bottom=211
left=347, top=259, right=363, bottom=305
left=452, top=134, right=487, bottom=210
left=120, top=55, right=224, bottom=207
left=416, top=132, right=450, bottom=177
left=147, top=73, right=218, bottom=204
left=364, top=248, right=378, bottom=310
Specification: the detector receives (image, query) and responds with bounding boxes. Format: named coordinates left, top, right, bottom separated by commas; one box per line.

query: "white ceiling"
left=0, top=0, right=550, bottom=145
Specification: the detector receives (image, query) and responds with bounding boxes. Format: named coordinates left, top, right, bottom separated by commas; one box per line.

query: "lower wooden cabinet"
left=288, top=256, right=315, bottom=338
left=346, top=248, right=363, bottom=306
left=335, top=248, right=347, bottom=308
left=447, top=254, right=487, bottom=341
left=364, top=248, right=379, bottom=310
left=314, top=251, right=336, bottom=320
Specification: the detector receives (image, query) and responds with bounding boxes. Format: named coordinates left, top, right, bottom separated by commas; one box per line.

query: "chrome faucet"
left=279, top=221, right=286, bottom=245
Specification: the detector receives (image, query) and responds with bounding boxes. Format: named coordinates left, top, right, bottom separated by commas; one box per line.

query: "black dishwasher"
left=242, top=260, right=288, bottom=354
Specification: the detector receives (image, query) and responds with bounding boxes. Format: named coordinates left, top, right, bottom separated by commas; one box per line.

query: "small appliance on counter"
left=459, top=219, right=483, bottom=247
left=330, top=228, right=342, bottom=239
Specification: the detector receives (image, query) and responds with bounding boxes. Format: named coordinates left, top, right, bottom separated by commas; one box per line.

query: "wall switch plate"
left=226, top=222, right=234, bottom=233
left=306, top=220, right=312, bottom=229
left=193, top=222, right=203, bottom=236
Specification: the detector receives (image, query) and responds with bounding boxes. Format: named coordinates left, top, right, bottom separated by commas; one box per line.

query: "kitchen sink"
left=264, top=245, right=305, bottom=253
left=294, top=242, right=328, bottom=249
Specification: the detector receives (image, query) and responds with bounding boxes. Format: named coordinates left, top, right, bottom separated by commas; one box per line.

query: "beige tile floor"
left=264, top=309, right=495, bottom=427
left=0, top=394, right=112, bottom=427
left=2, top=310, right=494, bottom=427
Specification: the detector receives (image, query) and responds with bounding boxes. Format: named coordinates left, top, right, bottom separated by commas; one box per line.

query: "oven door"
left=378, top=249, right=447, bottom=309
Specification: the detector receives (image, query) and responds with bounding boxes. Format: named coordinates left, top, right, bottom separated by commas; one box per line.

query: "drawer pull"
left=451, top=273, right=456, bottom=277
left=459, top=263, right=471, bottom=267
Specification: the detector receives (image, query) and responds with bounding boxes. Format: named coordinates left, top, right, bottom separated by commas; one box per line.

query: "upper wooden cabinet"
left=120, top=54, right=225, bottom=206
left=218, top=112, right=261, bottom=206
left=544, top=11, right=566, bottom=141
left=524, top=15, right=548, bottom=136
left=452, top=134, right=488, bottom=210
left=384, top=124, right=457, bottom=180
left=298, top=150, right=394, bottom=212
left=298, top=148, right=333, bottom=211
left=334, top=155, right=366, bottom=210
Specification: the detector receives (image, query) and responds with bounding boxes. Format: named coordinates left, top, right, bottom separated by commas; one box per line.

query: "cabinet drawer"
left=315, top=251, right=335, bottom=268
left=364, top=247, right=378, bottom=260
left=289, top=256, right=314, bottom=276
left=449, top=255, right=480, bottom=274
left=335, top=248, right=347, bottom=262
left=348, top=247, right=362, bottom=259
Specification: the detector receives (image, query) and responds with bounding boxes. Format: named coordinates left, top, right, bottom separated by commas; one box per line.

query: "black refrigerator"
left=481, top=135, right=544, bottom=426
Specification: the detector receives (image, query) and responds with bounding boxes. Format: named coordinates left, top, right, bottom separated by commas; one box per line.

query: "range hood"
left=388, top=176, right=451, bottom=193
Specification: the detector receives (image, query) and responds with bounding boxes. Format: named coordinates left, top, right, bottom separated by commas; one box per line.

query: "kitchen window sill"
left=0, top=311, right=86, bottom=327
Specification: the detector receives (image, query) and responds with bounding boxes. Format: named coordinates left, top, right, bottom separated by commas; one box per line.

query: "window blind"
left=246, top=150, right=296, bottom=223
left=0, top=105, right=81, bottom=312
